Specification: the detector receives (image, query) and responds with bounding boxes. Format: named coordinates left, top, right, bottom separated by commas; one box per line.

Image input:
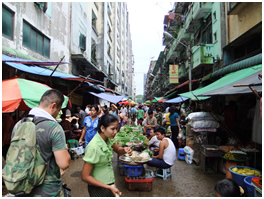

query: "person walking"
left=10, top=89, right=70, bottom=197
left=79, top=105, right=100, bottom=148
left=81, top=114, right=132, bottom=197
left=76, top=107, right=86, bottom=129
left=169, top=105, right=181, bottom=149
left=109, top=104, right=118, bottom=118
left=136, top=106, right=144, bottom=125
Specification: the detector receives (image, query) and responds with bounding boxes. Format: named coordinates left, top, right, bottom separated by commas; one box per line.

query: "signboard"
left=117, top=85, right=121, bottom=93
left=169, top=64, right=179, bottom=83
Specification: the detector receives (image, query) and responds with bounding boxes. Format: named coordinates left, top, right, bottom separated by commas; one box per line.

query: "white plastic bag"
left=183, top=146, right=194, bottom=164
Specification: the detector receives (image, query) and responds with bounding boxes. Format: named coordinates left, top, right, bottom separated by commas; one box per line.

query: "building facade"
left=144, top=2, right=262, bottom=100
left=2, top=2, right=135, bottom=100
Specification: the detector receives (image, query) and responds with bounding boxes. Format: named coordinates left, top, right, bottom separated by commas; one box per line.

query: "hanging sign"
left=169, top=64, right=179, bottom=83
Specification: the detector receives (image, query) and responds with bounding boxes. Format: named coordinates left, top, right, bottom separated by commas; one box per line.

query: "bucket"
left=244, top=176, right=255, bottom=197
left=229, top=166, right=262, bottom=190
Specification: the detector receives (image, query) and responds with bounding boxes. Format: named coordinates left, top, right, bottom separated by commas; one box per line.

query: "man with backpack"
left=3, top=89, right=70, bottom=197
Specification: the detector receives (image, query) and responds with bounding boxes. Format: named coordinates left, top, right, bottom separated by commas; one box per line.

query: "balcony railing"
left=192, top=44, right=214, bottom=69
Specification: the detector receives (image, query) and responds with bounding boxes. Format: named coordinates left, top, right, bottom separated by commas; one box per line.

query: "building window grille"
left=2, top=5, right=14, bottom=40
left=22, top=20, right=50, bottom=58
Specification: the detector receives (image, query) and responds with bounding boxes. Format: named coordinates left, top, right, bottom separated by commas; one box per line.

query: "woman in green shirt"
left=82, top=114, right=132, bottom=197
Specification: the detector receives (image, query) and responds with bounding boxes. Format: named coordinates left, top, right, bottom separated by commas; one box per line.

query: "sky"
left=127, top=1, right=174, bottom=96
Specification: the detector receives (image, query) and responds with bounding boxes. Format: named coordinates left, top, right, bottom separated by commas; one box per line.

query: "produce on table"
left=114, top=125, right=149, bottom=147
left=223, top=152, right=248, bottom=161
left=231, top=167, right=261, bottom=176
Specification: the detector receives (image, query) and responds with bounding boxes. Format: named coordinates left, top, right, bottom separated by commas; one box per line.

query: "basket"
left=125, top=171, right=154, bottom=191
left=201, top=145, right=223, bottom=157
left=244, top=176, right=255, bottom=197
left=229, top=166, right=262, bottom=190
left=123, top=164, right=144, bottom=177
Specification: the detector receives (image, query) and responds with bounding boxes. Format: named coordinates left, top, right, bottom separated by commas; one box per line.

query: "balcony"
left=192, top=44, right=214, bottom=69
left=192, top=2, right=212, bottom=20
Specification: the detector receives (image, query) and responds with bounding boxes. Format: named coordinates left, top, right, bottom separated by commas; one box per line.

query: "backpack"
left=2, top=115, right=48, bottom=195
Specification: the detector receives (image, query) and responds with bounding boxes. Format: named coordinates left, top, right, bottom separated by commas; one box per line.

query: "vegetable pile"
left=114, top=125, right=149, bottom=148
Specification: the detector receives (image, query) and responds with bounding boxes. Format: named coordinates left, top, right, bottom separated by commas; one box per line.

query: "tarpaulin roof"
left=152, top=97, right=164, bottom=103
left=164, top=96, right=189, bottom=103
left=89, top=92, right=125, bottom=104
left=2, top=54, right=68, bottom=65
left=3, top=54, right=103, bottom=84
left=199, top=70, right=262, bottom=96
left=179, top=64, right=262, bottom=100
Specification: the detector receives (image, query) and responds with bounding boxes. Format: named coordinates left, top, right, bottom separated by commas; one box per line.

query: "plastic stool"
left=178, top=148, right=185, bottom=160
left=155, top=167, right=171, bottom=180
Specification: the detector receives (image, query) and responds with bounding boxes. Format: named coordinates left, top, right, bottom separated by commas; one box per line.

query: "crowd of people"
left=3, top=94, right=249, bottom=197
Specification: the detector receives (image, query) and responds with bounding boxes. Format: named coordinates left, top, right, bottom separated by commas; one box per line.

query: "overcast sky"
left=127, top=1, right=173, bottom=96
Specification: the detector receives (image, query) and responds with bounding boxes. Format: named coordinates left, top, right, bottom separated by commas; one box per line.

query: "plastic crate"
left=201, top=145, right=223, bottom=157
left=123, top=164, right=144, bottom=177
left=118, top=162, right=125, bottom=176
left=125, top=172, right=154, bottom=191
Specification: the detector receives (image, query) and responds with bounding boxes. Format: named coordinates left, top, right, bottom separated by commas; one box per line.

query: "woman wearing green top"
left=82, top=114, right=132, bottom=197
left=136, top=106, right=144, bottom=125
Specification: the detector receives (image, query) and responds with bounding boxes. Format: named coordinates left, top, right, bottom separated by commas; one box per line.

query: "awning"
left=164, top=96, right=189, bottom=103
left=179, top=64, right=262, bottom=100
left=2, top=54, right=68, bottom=65
left=199, top=70, right=262, bottom=96
left=164, top=79, right=198, bottom=97
left=152, top=97, right=164, bottom=103
left=164, top=90, right=178, bottom=99
left=89, top=92, right=125, bottom=104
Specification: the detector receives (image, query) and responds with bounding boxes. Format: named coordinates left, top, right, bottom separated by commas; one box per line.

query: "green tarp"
left=152, top=97, right=163, bottom=103
left=179, top=64, right=262, bottom=100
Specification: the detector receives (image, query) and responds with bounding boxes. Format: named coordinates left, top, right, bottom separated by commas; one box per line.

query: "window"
left=92, top=10, right=97, bottom=32
left=213, top=32, right=217, bottom=43
left=79, top=33, right=86, bottom=51
left=201, top=14, right=212, bottom=44
left=22, top=20, right=50, bottom=58
left=2, top=5, right=14, bottom=39
left=212, top=11, right=216, bottom=23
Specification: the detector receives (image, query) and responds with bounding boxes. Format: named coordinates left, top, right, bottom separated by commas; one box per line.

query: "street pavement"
left=62, top=151, right=225, bottom=197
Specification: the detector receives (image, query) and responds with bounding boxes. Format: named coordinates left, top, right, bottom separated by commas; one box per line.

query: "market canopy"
left=164, top=96, right=189, bottom=103
left=2, top=78, right=69, bottom=112
left=179, top=64, right=262, bottom=100
left=199, top=70, right=262, bottom=96
left=89, top=92, right=125, bottom=104
left=152, top=97, right=163, bottom=103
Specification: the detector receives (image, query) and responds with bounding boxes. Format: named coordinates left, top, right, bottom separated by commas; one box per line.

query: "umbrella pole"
left=67, top=75, right=90, bottom=97
left=45, top=56, right=65, bottom=85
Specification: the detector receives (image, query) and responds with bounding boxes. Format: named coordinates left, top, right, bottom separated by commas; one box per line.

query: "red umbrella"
left=2, top=78, right=69, bottom=113
left=158, top=99, right=166, bottom=103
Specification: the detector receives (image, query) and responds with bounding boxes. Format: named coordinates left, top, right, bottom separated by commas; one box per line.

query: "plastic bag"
left=183, top=146, right=194, bottom=164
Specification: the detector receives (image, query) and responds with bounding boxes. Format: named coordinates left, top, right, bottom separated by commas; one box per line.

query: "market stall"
left=113, top=125, right=155, bottom=191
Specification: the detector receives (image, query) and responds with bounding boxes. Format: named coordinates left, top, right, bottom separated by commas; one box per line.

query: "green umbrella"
left=2, top=77, right=69, bottom=112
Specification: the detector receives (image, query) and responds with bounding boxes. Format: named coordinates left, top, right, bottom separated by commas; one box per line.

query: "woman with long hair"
left=169, top=105, right=181, bottom=149
left=82, top=114, right=132, bottom=197
left=79, top=104, right=100, bottom=148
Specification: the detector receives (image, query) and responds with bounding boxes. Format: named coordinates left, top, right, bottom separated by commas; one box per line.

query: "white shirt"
left=149, top=135, right=160, bottom=147
left=120, top=107, right=127, bottom=115
left=85, top=107, right=90, bottom=115
left=163, top=138, right=176, bottom=166
left=29, top=107, right=56, bottom=122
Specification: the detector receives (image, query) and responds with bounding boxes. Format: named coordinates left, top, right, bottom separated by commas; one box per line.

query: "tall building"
left=2, top=2, right=135, bottom=107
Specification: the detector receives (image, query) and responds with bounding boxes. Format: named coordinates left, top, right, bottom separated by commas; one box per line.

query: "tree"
left=135, top=95, right=143, bottom=104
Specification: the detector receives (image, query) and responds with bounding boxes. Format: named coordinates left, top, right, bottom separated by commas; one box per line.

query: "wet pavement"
left=62, top=151, right=225, bottom=197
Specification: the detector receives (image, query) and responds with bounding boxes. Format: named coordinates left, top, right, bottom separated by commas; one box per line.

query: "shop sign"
left=169, top=64, right=179, bottom=83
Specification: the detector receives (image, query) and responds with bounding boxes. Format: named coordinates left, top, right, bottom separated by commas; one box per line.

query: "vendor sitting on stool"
left=147, top=127, right=176, bottom=170
left=148, top=129, right=160, bottom=156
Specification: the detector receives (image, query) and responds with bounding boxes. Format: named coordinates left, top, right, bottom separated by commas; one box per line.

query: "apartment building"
left=2, top=2, right=134, bottom=101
